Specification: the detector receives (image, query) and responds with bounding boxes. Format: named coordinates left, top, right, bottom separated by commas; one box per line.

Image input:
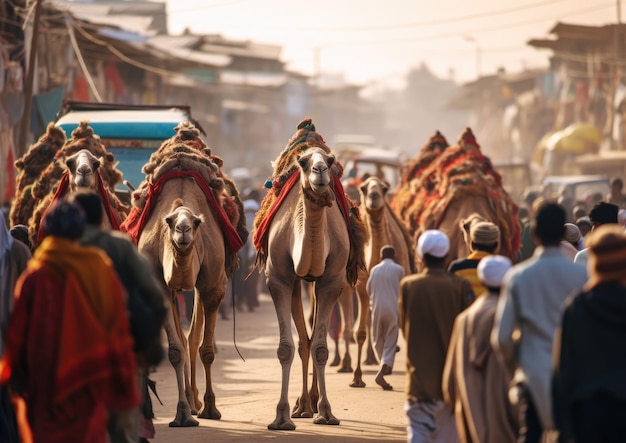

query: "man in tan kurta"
left=399, top=230, right=474, bottom=443
left=443, top=255, right=519, bottom=443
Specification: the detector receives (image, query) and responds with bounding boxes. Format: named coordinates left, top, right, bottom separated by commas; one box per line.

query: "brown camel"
left=9, top=122, right=66, bottom=226
left=338, top=175, right=415, bottom=387
left=28, top=149, right=126, bottom=249
left=394, top=128, right=520, bottom=268
left=124, top=127, right=244, bottom=427
left=253, top=119, right=367, bottom=430
left=11, top=120, right=127, bottom=243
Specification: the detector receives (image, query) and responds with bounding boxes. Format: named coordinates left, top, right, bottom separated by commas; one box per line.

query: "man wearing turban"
left=399, top=230, right=474, bottom=443
left=449, top=215, right=500, bottom=296
left=443, top=255, right=519, bottom=443
left=553, top=225, right=626, bottom=442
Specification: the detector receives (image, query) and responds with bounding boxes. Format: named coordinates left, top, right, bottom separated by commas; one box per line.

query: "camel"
left=338, top=175, right=415, bottom=388
left=253, top=119, right=367, bottom=430
left=122, top=123, right=244, bottom=427
left=28, top=148, right=127, bottom=249
left=9, top=122, right=66, bottom=226
left=11, top=120, right=127, bottom=247
left=393, top=128, right=521, bottom=268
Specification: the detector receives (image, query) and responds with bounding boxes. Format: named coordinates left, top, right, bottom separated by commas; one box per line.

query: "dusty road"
left=149, top=292, right=408, bottom=442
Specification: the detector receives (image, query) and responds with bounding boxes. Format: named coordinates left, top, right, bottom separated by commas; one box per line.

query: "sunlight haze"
left=161, top=0, right=619, bottom=87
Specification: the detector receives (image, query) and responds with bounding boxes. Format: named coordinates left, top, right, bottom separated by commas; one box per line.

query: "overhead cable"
left=65, top=16, right=103, bottom=102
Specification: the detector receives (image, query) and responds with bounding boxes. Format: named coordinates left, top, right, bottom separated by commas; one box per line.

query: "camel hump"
left=458, top=127, right=479, bottom=149
left=71, top=120, right=95, bottom=139
left=174, top=121, right=201, bottom=141
left=429, top=130, right=449, bottom=147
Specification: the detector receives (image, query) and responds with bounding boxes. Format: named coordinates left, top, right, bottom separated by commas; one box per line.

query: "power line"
left=295, top=0, right=570, bottom=32
left=317, top=2, right=615, bottom=49
left=167, top=0, right=246, bottom=16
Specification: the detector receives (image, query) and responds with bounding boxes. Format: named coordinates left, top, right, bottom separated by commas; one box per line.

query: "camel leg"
left=350, top=280, right=368, bottom=388
left=197, top=286, right=224, bottom=420
left=310, top=281, right=342, bottom=426
left=187, top=290, right=204, bottom=413
left=329, top=303, right=341, bottom=367
left=335, top=288, right=353, bottom=373
left=364, top=313, right=379, bottom=365
left=267, top=276, right=297, bottom=431
left=164, top=291, right=198, bottom=427
left=290, top=282, right=314, bottom=419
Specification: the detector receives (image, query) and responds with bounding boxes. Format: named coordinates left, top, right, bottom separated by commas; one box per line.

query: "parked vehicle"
left=540, top=174, right=610, bottom=204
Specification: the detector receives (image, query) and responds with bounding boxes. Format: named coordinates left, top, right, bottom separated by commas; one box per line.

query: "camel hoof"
left=169, top=417, right=199, bottom=427
left=169, top=401, right=199, bottom=427
left=313, top=414, right=340, bottom=425
left=349, top=379, right=366, bottom=388
left=330, top=354, right=341, bottom=367
left=292, top=410, right=314, bottom=419
left=337, top=357, right=353, bottom=373
left=291, top=398, right=314, bottom=418
left=363, top=357, right=378, bottom=366
left=268, top=420, right=296, bottom=431
left=198, top=406, right=222, bottom=420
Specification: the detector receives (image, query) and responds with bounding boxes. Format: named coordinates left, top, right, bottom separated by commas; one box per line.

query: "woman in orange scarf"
left=0, top=200, right=138, bottom=443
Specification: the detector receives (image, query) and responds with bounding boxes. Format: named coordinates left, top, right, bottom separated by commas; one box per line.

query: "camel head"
left=297, top=148, right=336, bottom=206
left=359, top=176, right=389, bottom=212
left=65, top=149, right=101, bottom=190
left=164, top=199, right=205, bottom=252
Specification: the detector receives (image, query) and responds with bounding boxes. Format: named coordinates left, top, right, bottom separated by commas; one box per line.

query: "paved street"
left=150, top=292, right=408, bottom=442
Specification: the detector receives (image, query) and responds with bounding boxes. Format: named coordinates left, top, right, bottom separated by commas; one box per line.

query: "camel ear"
left=382, top=181, right=389, bottom=195
left=65, top=157, right=76, bottom=172
left=359, top=182, right=368, bottom=196
left=326, top=155, right=335, bottom=168
left=297, top=153, right=312, bottom=170
left=164, top=215, right=175, bottom=228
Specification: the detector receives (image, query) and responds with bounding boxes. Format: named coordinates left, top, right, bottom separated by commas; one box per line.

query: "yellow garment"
left=30, top=236, right=120, bottom=329
left=450, top=250, right=490, bottom=296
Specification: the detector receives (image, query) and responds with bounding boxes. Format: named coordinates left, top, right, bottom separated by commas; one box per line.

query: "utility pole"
left=608, top=0, right=623, bottom=149
left=18, top=0, right=43, bottom=157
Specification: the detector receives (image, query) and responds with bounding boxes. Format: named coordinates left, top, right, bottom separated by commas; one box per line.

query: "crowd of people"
left=0, top=192, right=167, bottom=443
left=366, top=192, right=626, bottom=442
left=2, top=176, right=626, bottom=443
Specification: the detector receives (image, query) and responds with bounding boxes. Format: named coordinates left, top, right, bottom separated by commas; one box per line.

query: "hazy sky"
left=162, top=0, right=619, bottom=87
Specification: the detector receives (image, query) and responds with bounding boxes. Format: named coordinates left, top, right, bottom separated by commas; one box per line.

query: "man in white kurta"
left=367, top=245, right=406, bottom=390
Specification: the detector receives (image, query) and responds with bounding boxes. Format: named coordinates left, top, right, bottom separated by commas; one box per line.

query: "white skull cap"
left=416, top=229, right=449, bottom=258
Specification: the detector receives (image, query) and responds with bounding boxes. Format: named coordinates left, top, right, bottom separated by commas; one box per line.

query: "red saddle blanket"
left=253, top=170, right=351, bottom=252
left=120, top=170, right=244, bottom=253
left=37, top=170, right=121, bottom=244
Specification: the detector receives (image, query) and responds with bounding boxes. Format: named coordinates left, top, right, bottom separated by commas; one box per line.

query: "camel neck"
left=292, top=191, right=330, bottom=278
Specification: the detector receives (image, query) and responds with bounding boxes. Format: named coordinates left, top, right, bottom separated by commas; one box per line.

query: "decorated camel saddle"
left=9, top=122, right=67, bottom=226
left=18, top=121, right=128, bottom=248
left=120, top=122, right=246, bottom=274
left=392, top=130, right=450, bottom=222
left=253, top=118, right=368, bottom=286
left=394, top=128, right=521, bottom=261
